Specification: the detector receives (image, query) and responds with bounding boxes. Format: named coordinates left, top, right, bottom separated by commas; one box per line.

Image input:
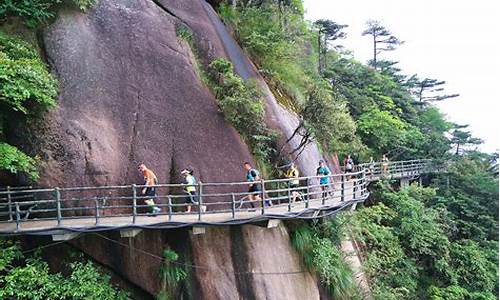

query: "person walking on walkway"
left=368, top=156, right=375, bottom=178
left=181, top=168, right=197, bottom=213
left=138, top=163, right=161, bottom=215
left=382, top=154, right=389, bottom=174
left=344, top=154, right=354, bottom=173
left=316, top=160, right=331, bottom=200
left=285, top=162, right=302, bottom=203
left=244, top=162, right=269, bottom=207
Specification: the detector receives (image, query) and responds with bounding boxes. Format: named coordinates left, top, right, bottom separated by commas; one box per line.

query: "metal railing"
left=0, top=159, right=433, bottom=233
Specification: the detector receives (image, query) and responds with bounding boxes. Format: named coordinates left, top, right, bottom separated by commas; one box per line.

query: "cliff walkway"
left=0, top=159, right=434, bottom=237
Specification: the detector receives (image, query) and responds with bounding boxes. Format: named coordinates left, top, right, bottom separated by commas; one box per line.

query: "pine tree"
left=314, top=19, right=347, bottom=73
left=406, top=75, right=459, bottom=103
left=362, top=20, right=403, bottom=70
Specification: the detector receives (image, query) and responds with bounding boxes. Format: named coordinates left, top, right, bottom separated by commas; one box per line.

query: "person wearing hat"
left=181, top=168, right=197, bottom=213
left=285, top=162, right=302, bottom=203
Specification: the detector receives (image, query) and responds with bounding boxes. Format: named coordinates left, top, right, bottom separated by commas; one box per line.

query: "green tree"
left=450, top=126, right=482, bottom=155
left=362, top=20, right=403, bottom=69
left=313, top=19, right=347, bottom=73
left=0, top=33, right=58, bottom=180
left=356, top=109, right=407, bottom=156
left=405, top=75, right=459, bottom=103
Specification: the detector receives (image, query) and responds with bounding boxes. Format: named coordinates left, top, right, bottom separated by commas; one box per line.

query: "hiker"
left=138, top=163, right=161, bottom=215
left=382, top=154, right=389, bottom=173
left=244, top=162, right=269, bottom=207
left=181, top=168, right=197, bottom=213
left=368, top=156, right=375, bottom=176
left=285, top=162, right=302, bottom=203
left=316, top=160, right=331, bottom=200
left=344, top=154, right=354, bottom=174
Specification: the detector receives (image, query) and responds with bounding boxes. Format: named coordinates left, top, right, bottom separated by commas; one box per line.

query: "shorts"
left=248, top=184, right=261, bottom=195
left=145, top=187, right=156, bottom=197
left=289, top=183, right=299, bottom=189
left=184, top=191, right=197, bottom=204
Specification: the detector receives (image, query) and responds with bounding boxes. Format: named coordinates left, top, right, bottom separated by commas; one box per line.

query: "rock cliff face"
left=34, top=0, right=327, bottom=298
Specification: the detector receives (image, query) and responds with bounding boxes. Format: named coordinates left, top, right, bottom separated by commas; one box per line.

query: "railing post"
left=7, top=186, right=12, bottom=221
left=353, top=173, right=357, bottom=199
left=361, top=170, right=366, bottom=198
left=132, top=184, right=137, bottom=224
left=94, top=198, right=100, bottom=225
left=305, top=178, right=310, bottom=208
left=231, top=193, right=236, bottom=218
left=287, top=181, right=292, bottom=212
left=341, top=174, right=345, bottom=202
left=261, top=179, right=266, bottom=214
left=198, top=182, right=203, bottom=221
left=55, top=187, right=61, bottom=226
left=168, top=196, right=173, bottom=221
left=15, top=202, right=20, bottom=231
left=322, top=180, right=326, bottom=205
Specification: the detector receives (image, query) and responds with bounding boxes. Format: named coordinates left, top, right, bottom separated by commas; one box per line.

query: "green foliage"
left=0, top=240, right=127, bottom=299
left=175, top=24, right=193, bottom=43
left=431, top=155, right=499, bottom=241
left=302, top=80, right=362, bottom=155
left=0, top=33, right=57, bottom=114
left=291, top=222, right=360, bottom=299
left=207, top=58, right=277, bottom=163
left=324, top=55, right=452, bottom=160
left=448, top=240, right=497, bottom=292
left=73, top=0, right=97, bottom=11
left=0, top=0, right=98, bottom=28
left=0, top=143, right=38, bottom=180
left=0, top=33, right=57, bottom=181
left=220, top=2, right=311, bottom=101
left=357, top=109, right=407, bottom=155
left=219, top=3, right=362, bottom=156
left=158, top=249, right=187, bottom=300
left=428, top=285, right=469, bottom=300
left=347, top=156, right=498, bottom=299
left=0, top=33, right=38, bottom=60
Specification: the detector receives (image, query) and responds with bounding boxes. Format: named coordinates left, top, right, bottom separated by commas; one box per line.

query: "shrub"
left=0, top=143, right=38, bottom=181
left=208, top=58, right=277, bottom=163
left=158, top=249, right=187, bottom=300
left=0, top=0, right=98, bottom=28
left=291, top=223, right=360, bottom=299
left=0, top=33, right=57, bottom=114
left=0, top=240, right=128, bottom=300
left=0, top=33, right=57, bottom=180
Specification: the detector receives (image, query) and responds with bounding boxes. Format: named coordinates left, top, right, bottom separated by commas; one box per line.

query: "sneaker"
left=149, top=207, right=161, bottom=216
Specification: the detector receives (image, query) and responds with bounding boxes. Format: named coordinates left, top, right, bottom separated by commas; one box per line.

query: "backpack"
left=247, top=169, right=260, bottom=181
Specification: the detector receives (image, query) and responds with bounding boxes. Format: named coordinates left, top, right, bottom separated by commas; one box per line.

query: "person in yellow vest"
left=181, top=168, right=197, bottom=213
left=286, top=162, right=302, bottom=203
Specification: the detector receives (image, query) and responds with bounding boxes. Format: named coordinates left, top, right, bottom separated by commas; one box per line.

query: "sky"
left=303, top=0, right=499, bottom=153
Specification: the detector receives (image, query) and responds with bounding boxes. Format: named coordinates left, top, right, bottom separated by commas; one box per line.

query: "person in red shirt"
left=138, top=163, right=161, bottom=215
